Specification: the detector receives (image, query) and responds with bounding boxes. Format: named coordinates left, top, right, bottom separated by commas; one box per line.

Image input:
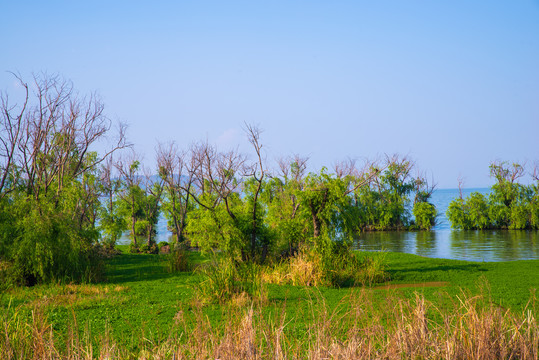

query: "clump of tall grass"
left=1, top=288, right=538, bottom=359
left=261, top=250, right=324, bottom=286
left=166, top=242, right=192, bottom=273
left=194, top=256, right=267, bottom=305
left=261, top=249, right=389, bottom=288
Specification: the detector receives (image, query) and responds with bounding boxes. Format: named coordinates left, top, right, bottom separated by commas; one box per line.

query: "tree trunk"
left=131, top=215, right=137, bottom=246
left=147, top=224, right=153, bottom=247
left=312, top=213, right=321, bottom=238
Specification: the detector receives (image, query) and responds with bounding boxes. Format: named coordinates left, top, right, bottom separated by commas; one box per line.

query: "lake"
left=355, top=188, right=539, bottom=262
left=121, top=188, right=539, bottom=262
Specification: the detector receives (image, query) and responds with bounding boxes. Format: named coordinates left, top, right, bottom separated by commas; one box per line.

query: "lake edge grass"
left=1, top=250, right=538, bottom=358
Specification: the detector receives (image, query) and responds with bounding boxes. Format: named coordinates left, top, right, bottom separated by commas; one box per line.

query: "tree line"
left=0, top=74, right=437, bottom=285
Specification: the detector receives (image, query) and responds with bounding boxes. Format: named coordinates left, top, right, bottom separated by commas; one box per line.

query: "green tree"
left=157, top=142, right=194, bottom=244
left=447, top=161, right=539, bottom=230
left=0, top=73, right=127, bottom=284
left=413, top=202, right=437, bottom=230
left=116, top=157, right=145, bottom=249
left=98, top=157, right=126, bottom=250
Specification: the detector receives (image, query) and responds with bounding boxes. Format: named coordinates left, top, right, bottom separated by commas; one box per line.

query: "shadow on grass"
left=104, top=253, right=187, bottom=284
left=387, top=263, right=488, bottom=282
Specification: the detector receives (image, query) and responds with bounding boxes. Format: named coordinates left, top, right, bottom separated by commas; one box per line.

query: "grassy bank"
left=1, top=249, right=538, bottom=358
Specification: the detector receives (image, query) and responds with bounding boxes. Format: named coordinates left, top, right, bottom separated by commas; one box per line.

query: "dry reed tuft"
left=261, top=251, right=324, bottom=287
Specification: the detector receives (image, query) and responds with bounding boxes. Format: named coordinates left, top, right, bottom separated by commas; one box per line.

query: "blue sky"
left=1, top=1, right=538, bottom=188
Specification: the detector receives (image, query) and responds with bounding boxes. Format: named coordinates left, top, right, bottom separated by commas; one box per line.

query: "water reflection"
left=355, top=230, right=539, bottom=262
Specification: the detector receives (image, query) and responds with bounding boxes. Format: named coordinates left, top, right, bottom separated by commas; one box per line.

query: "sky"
left=1, top=1, right=538, bottom=188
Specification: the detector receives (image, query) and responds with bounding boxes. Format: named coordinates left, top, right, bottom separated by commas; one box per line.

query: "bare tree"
left=184, top=140, right=245, bottom=214
left=490, top=160, right=526, bottom=184
left=457, top=176, right=465, bottom=200
left=0, top=73, right=28, bottom=198
left=156, top=142, right=195, bottom=244
left=243, top=123, right=267, bottom=260
left=413, top=171, right=437, bottom=204
left=1, top=73, right=128, bottom=203
left=333, top=158, right=358, bottom=179
left=533, top=162, right=539, bottom=183
left=276, top=154, right=309, bottom=220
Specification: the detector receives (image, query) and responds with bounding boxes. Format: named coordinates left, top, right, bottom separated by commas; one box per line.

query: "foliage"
left=352, top=156, right=435, bottom=231
left=262, top=243, right=389, bottom=288
left=447, top=161, right=539, bottom=230
left=0, top=74, right=127, bottom=284
left=412, top=202, right=437, bottom=230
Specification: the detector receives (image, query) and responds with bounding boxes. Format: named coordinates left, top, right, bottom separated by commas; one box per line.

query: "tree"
left=184, top=125, right=273, bottom=262
left=184, top=141, right=248, bottom=259
left=0, top=73, right=128, bottom=284
left=352, top=155, right=428, bottom=230
left=447, top=161, right=539, bottom=230
left=262, top=155, right=310, bottom=255
left=98, top=157, right=126, bottom=249
left=156, top=142, right=194, bottom=244
left=243, top=123, right=269, bottom=261
left=139, top=167, right=164, bottom=250
left=116, top=154, right=144, bottom=249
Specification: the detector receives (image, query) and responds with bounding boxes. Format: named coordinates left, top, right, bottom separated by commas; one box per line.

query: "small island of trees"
left=447, top=162, right=539, bottom=230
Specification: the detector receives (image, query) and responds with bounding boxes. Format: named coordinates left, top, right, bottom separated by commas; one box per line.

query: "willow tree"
left=0, top=73, right=128, bottom=284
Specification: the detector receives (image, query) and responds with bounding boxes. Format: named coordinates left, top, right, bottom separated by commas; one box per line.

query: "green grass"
left=1, top=250, right=538, bottom=353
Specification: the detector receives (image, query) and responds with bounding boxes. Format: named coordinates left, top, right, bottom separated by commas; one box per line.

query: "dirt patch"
left=374, top=281, right=449, bottom=290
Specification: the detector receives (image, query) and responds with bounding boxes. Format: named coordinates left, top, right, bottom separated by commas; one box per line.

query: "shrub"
left=262, top=246, right=388, bottom=288
left=166, top=243, right=191, bottom=273
left=412, top=202, right=437, bottom=230
left=139, top=243, right=158, bottom=254
left=129, top=242, right=140, bottom=254
left=4, top=200, right=104, bottom=285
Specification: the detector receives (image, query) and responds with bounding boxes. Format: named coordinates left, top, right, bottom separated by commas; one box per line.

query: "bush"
left=321, top=245, right=389, bottom=287
left=129, top=242, right=140, bottom=253
left=3, top=200, right=104, bottom=285
left=158, top=241, right=169, bottom=251
left=412, top=202, right=437, bottom=230
left=139, top=243, right=158, bottom=254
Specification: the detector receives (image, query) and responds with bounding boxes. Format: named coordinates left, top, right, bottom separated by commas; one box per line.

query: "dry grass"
left=261, top=250, right=388, bottom=288
left=24, top=284, right=129, bottom=308
left=262, top=251, right=324, bottom=287
left=1, top=288, right=538, bottom=359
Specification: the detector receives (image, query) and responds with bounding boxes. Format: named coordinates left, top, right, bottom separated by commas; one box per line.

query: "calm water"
left=355, top=188, right=539, bottom=262
left=121, top=188, right=539, bottom=262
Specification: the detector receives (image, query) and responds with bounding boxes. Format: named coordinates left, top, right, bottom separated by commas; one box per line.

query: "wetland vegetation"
left=1, top=74, right=538, bottom=358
